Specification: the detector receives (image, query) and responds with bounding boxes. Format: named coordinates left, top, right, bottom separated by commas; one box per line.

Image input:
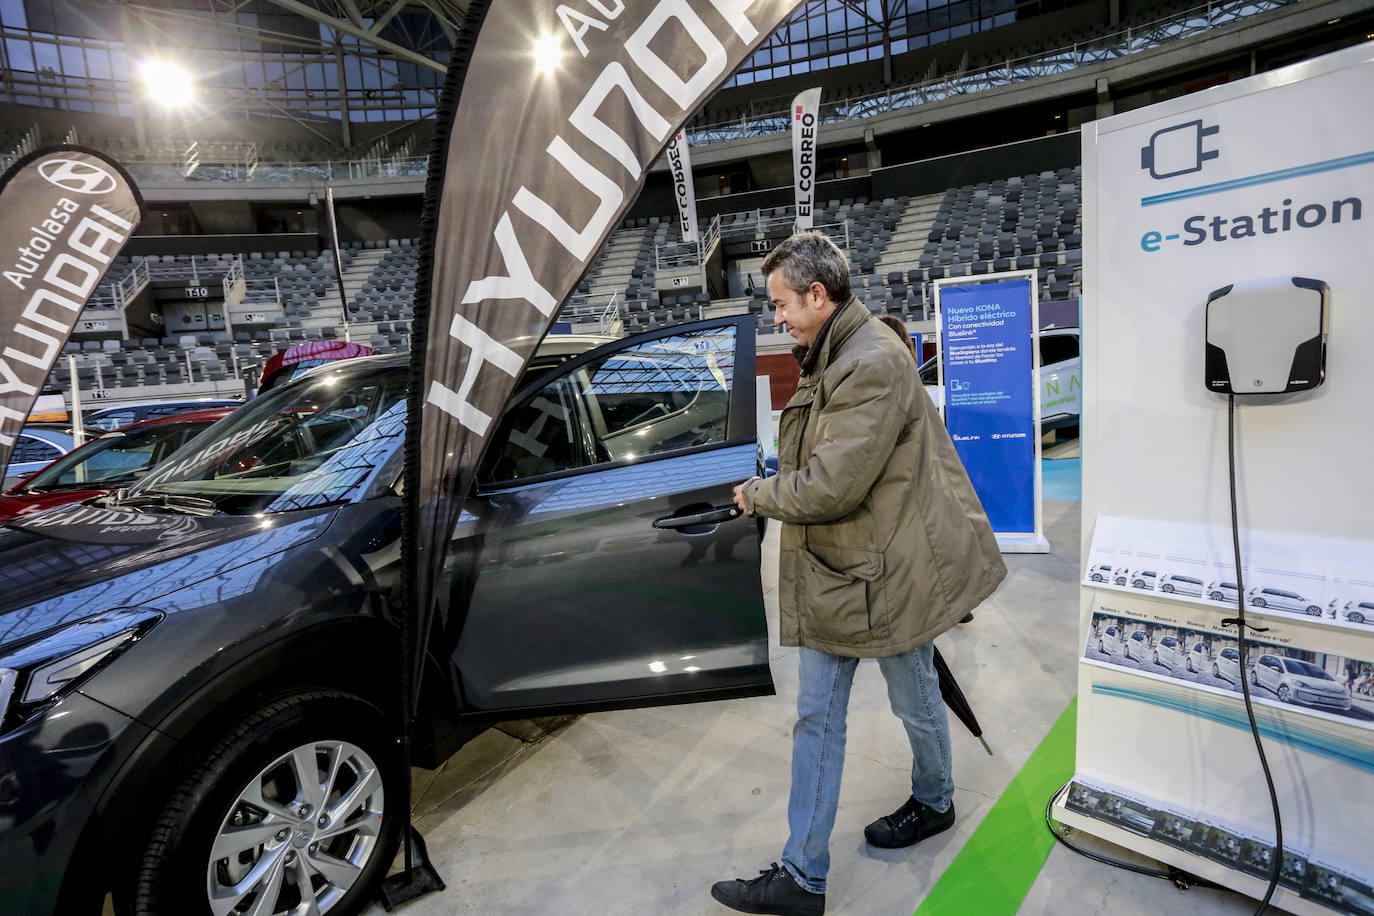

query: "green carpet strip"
left=913, top=696, right=1078, bottom=916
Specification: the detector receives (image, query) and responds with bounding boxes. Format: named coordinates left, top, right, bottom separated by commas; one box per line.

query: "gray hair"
left=761, top=231, right=851, bottom=303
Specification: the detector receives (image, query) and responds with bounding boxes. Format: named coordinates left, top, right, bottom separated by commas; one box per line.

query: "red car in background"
left=0, top=407, right=234, bottom=521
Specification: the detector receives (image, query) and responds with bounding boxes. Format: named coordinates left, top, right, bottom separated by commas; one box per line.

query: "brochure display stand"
left=933, top=272, right=1049, bottom=553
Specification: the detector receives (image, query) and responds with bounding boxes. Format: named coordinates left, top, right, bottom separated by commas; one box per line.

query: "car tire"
left=1250, top=669, right=1259, bottom=687
left=1114, top=578, right=1126, bottom=587
left=1153, top=651, right=1160, bottom=666
left=129, top=691, right=403, bottom=916
left=1187, top=658, right=1194, bottom=672
left=1097, top=639, right=1104, bottom=653
left=1252, top=597, right=1267, bottom=608
left=1161, top=584, right=1175, bottom=594
left=1305, top=606, right=1322, bottom=617
left=1350, top=612, right=1366, bottom=625
left=1277, top=685, right=1291, bottom=703
left=1212, top=663, right=1221, bottom=678
left=1209, top=591, right=1224, bottom=602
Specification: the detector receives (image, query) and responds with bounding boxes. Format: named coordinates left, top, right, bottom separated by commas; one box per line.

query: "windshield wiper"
left=101, top=489, right=222, bottom=516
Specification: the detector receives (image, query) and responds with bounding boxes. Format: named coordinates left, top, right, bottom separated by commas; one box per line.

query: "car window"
left=484, top=326, right=736, bottom=484
left=25, top=423, right=207, bottom=489
left=13, top=435, right=62, bottom=463
left=1222, top=649, right=1238, bottom=660
left=483, top=375, right=590, bottom=482
left=1283, top=659, right=1330, bottom=679
left=131, top=369, right=407, bottom=514
left=1039, top=333, right=1079, bottom=365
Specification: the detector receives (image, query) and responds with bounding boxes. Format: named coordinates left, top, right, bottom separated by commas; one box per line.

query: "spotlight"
left=533, top=33, right=563, bottom=75
left=140, top=59, right=195, bottom=107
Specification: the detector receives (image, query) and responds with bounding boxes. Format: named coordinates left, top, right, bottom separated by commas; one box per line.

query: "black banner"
left=0, top=146, right=144, bottom=474
left=405, top=0, right=802, bottom=709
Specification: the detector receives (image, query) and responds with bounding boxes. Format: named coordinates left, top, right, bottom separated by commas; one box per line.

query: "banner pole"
left=69, top=355, right=84, bottom=448
left=324, top=184, right=351, bottom=341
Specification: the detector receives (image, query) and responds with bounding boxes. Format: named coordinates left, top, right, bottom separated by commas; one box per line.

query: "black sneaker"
left=864, top=797, right=956, bottom=849
left=710, top=862, right=825, bottom=915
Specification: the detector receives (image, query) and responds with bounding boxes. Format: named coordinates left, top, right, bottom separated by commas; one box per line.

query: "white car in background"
left=1129, top=570, right=1157, bottom=590
left=919, top=327, right=1081, bottom=433
left=1124, top=629, right=1151, bottom=662
left=1247, top=587, right=1324, bottom=617
left=1206, top=581, right=1240, bottom=604
left=1153, top=636, right=1182, bottom=669
left=1113, top=567, right=1131, bottom=586
left=1330, top=600, right=1374, bottom=626
left=1159, top=574, right=1205, bottom=597
left=1097, top=625, right=1123, bottom=655
left=1250, top=654, right=1351, bottom=710
left=1186, top=641, right=1210, bottom=673
left=1213, top=646, right=1242, bottom=684
left=1088, top=564, right=1113, bottom=583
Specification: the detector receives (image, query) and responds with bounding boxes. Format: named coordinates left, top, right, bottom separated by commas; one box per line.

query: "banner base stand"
left=377, top=827, right=446, bottom=911
left=997, top=534, right=1050, bottom=553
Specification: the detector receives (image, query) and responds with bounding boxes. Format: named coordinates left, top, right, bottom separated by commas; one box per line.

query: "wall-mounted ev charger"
left=1204, top=277, right=1328, bottom=395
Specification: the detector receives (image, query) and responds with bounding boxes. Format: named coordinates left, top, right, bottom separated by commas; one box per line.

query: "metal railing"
left=559, top=292, right=622, bottom=334
left=686, top=0, right=1292, bottom=146
left=90, top=0, right=1287, bottom=186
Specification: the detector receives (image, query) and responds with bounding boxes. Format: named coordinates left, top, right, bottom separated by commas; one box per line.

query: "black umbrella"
left=933, top=645, right=993, bottom=755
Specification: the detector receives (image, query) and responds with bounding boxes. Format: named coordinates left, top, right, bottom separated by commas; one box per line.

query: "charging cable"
left=1221, top=393, right=1283, bottom=914
left=1044, top=395, right=1284, bottom=913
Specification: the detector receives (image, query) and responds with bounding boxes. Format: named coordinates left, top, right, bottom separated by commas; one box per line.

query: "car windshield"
left=1222, top=649, right=1237, bottom=659
left=1282, top=659, right=1332, bottom=679
left=127, top=362, right=406, bottom=515
left=18, top=421, right=210, bottom=492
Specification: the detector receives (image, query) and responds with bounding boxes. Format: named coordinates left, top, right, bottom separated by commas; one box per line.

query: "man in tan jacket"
left=711, top=232, right=1005, bottom=916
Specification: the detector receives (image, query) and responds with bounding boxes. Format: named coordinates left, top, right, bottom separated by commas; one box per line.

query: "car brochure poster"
left=1084, top=515, right=1374, bottom=633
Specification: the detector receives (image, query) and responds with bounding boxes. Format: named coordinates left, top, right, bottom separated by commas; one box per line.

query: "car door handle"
left=653, top=505, right=742, bottom=529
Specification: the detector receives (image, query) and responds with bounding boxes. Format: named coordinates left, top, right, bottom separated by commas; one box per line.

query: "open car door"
left=443, top=315, right=773, bottom=713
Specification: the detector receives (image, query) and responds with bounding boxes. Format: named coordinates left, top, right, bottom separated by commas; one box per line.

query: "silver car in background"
left=1206, top=580, right=1239, bottom=604
left=1213, top=646, right=1242, bottom=684
left=1248, top=587, right=1324, bottom=617
left=1159, top=574, right=1204, bottom=597
left=1251, top=654, right=1351, bottom=709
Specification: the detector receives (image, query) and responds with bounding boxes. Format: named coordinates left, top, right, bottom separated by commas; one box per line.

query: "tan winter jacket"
left=740, top=297, right=1006, bottom=657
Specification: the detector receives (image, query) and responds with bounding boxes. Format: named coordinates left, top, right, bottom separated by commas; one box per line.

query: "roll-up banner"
left=405, top=0, right=804, bottom=733
left=933, top=271, right=1048, bottom=552
left=791, top=87, right=821, bottom=229
left=0, top=146, right=143, bottom=476
left=667, top=129, right=700, bottom=243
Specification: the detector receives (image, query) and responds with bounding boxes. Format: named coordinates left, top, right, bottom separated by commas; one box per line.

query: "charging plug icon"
left=1140, top=120, right=1220, bottom=180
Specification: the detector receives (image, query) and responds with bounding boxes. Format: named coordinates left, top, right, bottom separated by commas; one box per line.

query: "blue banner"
left=939, top=278, right=1036, bottom=533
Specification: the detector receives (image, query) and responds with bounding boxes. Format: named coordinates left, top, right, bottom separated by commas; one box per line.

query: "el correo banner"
left=405, top=0, right=804, bottom=712
left=791, top=87, right=821, bottom=228
left=0, top=146, right=144, bottom=475
left=667, top=130, right=700, bottom=243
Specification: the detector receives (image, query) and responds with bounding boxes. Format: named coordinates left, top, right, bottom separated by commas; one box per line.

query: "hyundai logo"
left=37, top=158, right=117, bottom=195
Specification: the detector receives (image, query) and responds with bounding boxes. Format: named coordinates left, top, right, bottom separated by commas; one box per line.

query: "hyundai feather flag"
left=0, top=147, right=143, bottom=476
left=406, top=0, right=802, bottom=712
left=667, top=130, right=700, bottom=243
left=791, top=87, right=821, bottom=229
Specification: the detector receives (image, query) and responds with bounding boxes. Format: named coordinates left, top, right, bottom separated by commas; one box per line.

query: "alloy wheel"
left=207, top=740, right=385, bottom=916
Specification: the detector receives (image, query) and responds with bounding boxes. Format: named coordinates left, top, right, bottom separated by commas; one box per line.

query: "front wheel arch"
left=130, top=691, right=405, bottom=916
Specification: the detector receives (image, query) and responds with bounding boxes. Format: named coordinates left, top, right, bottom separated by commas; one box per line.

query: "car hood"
left=0, top=502, right=337, bottom=652
left=0, top=488, right=112, bottom=522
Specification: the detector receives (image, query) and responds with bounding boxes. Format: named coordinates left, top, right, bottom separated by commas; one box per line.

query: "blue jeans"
left=781, top=643, right=953, bottom=894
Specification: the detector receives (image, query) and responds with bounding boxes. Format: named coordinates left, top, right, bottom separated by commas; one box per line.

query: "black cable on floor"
left=1222, top=393, right=1284, bottom=915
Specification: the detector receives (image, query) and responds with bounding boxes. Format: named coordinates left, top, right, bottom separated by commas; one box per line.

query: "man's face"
left=769, top=272, right=833, bottom=347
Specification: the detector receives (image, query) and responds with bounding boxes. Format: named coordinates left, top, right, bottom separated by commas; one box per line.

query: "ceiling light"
left=139, top=59, right=195, bottom=108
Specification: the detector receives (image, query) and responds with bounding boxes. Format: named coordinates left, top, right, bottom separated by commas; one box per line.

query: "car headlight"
left=0, top=608, right=161, bottom=733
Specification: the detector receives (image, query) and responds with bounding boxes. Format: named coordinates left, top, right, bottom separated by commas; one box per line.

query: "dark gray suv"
left=0, top=316, right=771, bottom=915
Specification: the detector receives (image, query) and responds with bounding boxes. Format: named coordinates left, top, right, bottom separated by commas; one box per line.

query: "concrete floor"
left=361, top=497, right=1275, bottom=916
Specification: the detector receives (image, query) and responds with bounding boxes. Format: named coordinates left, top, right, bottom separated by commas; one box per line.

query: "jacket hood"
left=0, top=503, right=336, bottom=651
